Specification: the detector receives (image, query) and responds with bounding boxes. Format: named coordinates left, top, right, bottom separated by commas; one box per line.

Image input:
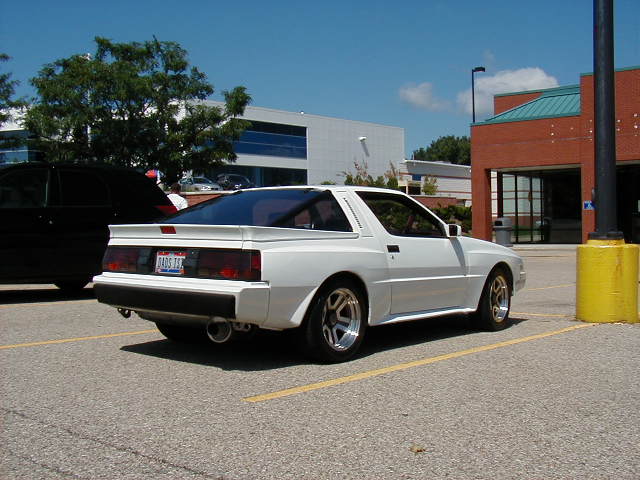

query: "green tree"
left=0, top=54, right=27, bottom=151
left=24, top=37, right=251, bottom=182
left=421, top=175, right=438, bottom=195
left=432, top=204, right=472, bottom=233
left=413, top=135, right=470, bottom=165
left=342, top=160, right=399, bottom=190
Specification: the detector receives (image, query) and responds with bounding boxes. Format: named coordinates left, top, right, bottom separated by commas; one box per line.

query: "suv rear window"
left=109, top=171, right=171, bottom=205
left=166, top=189, right=352, bottom=232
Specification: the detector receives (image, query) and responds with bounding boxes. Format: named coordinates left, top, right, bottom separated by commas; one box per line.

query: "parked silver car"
left=179, top=176, right=222, bottom=192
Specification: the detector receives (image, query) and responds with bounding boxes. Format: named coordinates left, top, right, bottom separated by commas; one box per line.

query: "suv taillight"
left=156, top=204, right=178, bottom=215
left=197, top=250, right=261, bottom=281
left=103, top=247, right=140, bottom=273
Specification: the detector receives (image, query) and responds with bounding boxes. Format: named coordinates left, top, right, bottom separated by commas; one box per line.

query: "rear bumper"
left=93, top=273, right=269, bottom=324
left=95, top=283, right=236, bottom=318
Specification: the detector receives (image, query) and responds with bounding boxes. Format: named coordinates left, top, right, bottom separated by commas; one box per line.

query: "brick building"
left=471, top=66, right=639, bottom=244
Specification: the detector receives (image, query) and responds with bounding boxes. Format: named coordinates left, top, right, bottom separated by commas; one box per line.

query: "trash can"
left=494, top=217, right=513, bottom=247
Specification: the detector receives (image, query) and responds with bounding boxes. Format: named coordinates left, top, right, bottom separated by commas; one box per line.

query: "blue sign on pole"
left=583, top=200, right=595, bottom=210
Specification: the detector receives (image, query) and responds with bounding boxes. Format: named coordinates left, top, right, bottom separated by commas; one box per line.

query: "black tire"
left=470, top=267, right=512, bottom=331
left=54, top=279, right=90, bottom=291
left=155, top=322, right=206, bottom=343
left=301, top=279, right=367, bottom=363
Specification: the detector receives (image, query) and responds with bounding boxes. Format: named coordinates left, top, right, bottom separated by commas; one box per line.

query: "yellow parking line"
left=511, top=312, right=570, bottom=318
left=0, top=329, right=159, bottom=350
left=524, top=283, right=574, bottom=291
left=243, top=323, right=596, bottom=403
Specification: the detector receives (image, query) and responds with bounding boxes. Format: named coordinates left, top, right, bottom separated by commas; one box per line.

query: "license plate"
left=155, top=251, right=187, bottom=274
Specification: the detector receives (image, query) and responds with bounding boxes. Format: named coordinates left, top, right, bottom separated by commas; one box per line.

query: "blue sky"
left=2, top=0, right=638, bottom=156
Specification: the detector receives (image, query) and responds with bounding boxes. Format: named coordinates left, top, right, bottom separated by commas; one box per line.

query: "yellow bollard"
left=576, top=239, right=639, bottom=323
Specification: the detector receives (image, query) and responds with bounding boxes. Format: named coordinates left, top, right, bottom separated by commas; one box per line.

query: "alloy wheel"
left=321, top=288, right=362, bottom=351
left=490, top=275, right=510, bottom=323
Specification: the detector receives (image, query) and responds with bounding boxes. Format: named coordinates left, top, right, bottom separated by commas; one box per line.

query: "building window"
left=0, top=130, right=41, bottom=165
left=234, top=121, right=307, bottom=159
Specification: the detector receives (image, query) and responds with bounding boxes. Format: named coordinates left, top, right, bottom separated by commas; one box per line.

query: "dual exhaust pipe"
left=116, top=309, right=252, bottom=344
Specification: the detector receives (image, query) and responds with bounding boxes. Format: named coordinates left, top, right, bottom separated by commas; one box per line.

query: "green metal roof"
left=480, top=85, right=581, bottom=125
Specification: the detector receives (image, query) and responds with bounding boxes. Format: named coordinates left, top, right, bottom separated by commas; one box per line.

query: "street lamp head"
left=471, top=67, right=486, bottom=124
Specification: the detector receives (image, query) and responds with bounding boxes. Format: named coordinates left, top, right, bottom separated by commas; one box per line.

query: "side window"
left=59, top=170, right=110, bottom=206
left=0, top=168, right=48, bottom=208
left=358, top=192, right=444, bottom=237
left=309, top=197, right=352, bottom=231
left=269, top=193, right=353, bottom=232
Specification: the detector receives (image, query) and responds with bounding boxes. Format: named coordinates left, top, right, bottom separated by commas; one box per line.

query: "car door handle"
left=387, top=245, right=400, bottom=253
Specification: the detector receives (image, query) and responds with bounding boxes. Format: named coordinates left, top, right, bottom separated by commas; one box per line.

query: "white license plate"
left=155, top=251, right=187, bottom=275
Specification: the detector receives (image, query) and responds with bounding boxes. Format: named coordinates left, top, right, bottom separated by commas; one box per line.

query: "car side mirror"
left=448, top=224, right=462, bottom=237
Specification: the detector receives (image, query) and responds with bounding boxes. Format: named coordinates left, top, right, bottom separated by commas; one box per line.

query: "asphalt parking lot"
left=2, top=246, right=639, bottom=479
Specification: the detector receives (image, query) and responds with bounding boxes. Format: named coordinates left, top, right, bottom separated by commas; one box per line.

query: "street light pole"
left=590, top=0, right=621, bottom=239
left=471, top=66, right=485, bottom=123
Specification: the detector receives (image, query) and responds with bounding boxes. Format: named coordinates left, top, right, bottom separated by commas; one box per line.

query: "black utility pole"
left=471, top=66, right=485, bottom=123
left=590, top=0, right=622, bottom=239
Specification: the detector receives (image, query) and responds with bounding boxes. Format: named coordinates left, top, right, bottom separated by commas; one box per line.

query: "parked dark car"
left=0, top=162, right=177, bottom=290
left=216, top=173, right=254, bottom=190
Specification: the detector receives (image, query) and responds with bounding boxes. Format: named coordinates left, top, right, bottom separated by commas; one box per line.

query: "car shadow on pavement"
left=0, top=286, right=95, bottom=304
left=121, top=329, right=305, bottom=371
left=121, top=315, right=527, bottom=371
left=359, top=314, right=525, bottom=357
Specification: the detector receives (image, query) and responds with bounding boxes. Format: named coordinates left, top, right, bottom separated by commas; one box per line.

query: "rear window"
left=110, top=171, right=171, bottom=205
left=166, top=189, right=352, bottom=232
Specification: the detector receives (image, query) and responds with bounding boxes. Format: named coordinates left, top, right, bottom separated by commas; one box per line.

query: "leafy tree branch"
left=23, top=37, right=251, bottom=183
left=413, top=135, right=470, bottom=165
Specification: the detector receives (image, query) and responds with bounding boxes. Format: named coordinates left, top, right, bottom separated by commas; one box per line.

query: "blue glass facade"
left=234, top=121, right=307, bottom=159
left=209, top=165, right=307, bottom=188
left=0, top=130, right=40, bottom=165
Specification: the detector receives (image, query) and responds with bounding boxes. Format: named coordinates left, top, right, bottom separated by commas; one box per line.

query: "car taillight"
left=156, top=204, right=178, bottom=215
left=197, top=250, right=261, bottom=281
left=102, top=247, right=140, bottom=273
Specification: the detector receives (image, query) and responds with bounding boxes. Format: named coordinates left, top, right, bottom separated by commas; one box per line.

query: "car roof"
left=0, top=161, right=144, bottom=175
left=236, top=185, right=405, bottom=195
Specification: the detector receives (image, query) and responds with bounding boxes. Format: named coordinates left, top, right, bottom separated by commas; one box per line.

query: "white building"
left=398, top=159, right=471, bottom=205
left=203, top=102, right=405, bottom=186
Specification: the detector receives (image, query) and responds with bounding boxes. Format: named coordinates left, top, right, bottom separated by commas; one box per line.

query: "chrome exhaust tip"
left=206, top=318, right=233, bottom=344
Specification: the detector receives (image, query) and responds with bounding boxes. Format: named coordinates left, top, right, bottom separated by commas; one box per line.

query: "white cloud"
left=482, top=50, right=496, bottom=67
left=399, top=82, right=450, bottom=111
left=457, top=67, right=559, bottom=119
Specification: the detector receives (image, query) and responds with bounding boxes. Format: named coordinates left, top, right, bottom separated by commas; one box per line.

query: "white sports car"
left=94, top=186, right=525, bottom=362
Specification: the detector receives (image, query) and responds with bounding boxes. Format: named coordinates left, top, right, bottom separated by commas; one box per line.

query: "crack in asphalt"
left=2, top=407, right=227, bottom=479
left=5, top=446, right=84, bottom=479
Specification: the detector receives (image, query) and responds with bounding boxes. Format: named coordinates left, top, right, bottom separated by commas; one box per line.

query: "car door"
left=47, top=167, right=115, bottom=278
left=357, top=191, right=467, bottom=314
left=0, top=165, right=52, bottom=281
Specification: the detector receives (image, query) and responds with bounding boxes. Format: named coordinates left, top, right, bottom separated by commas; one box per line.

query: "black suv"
left=0, top=163, right=177, bottom=290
